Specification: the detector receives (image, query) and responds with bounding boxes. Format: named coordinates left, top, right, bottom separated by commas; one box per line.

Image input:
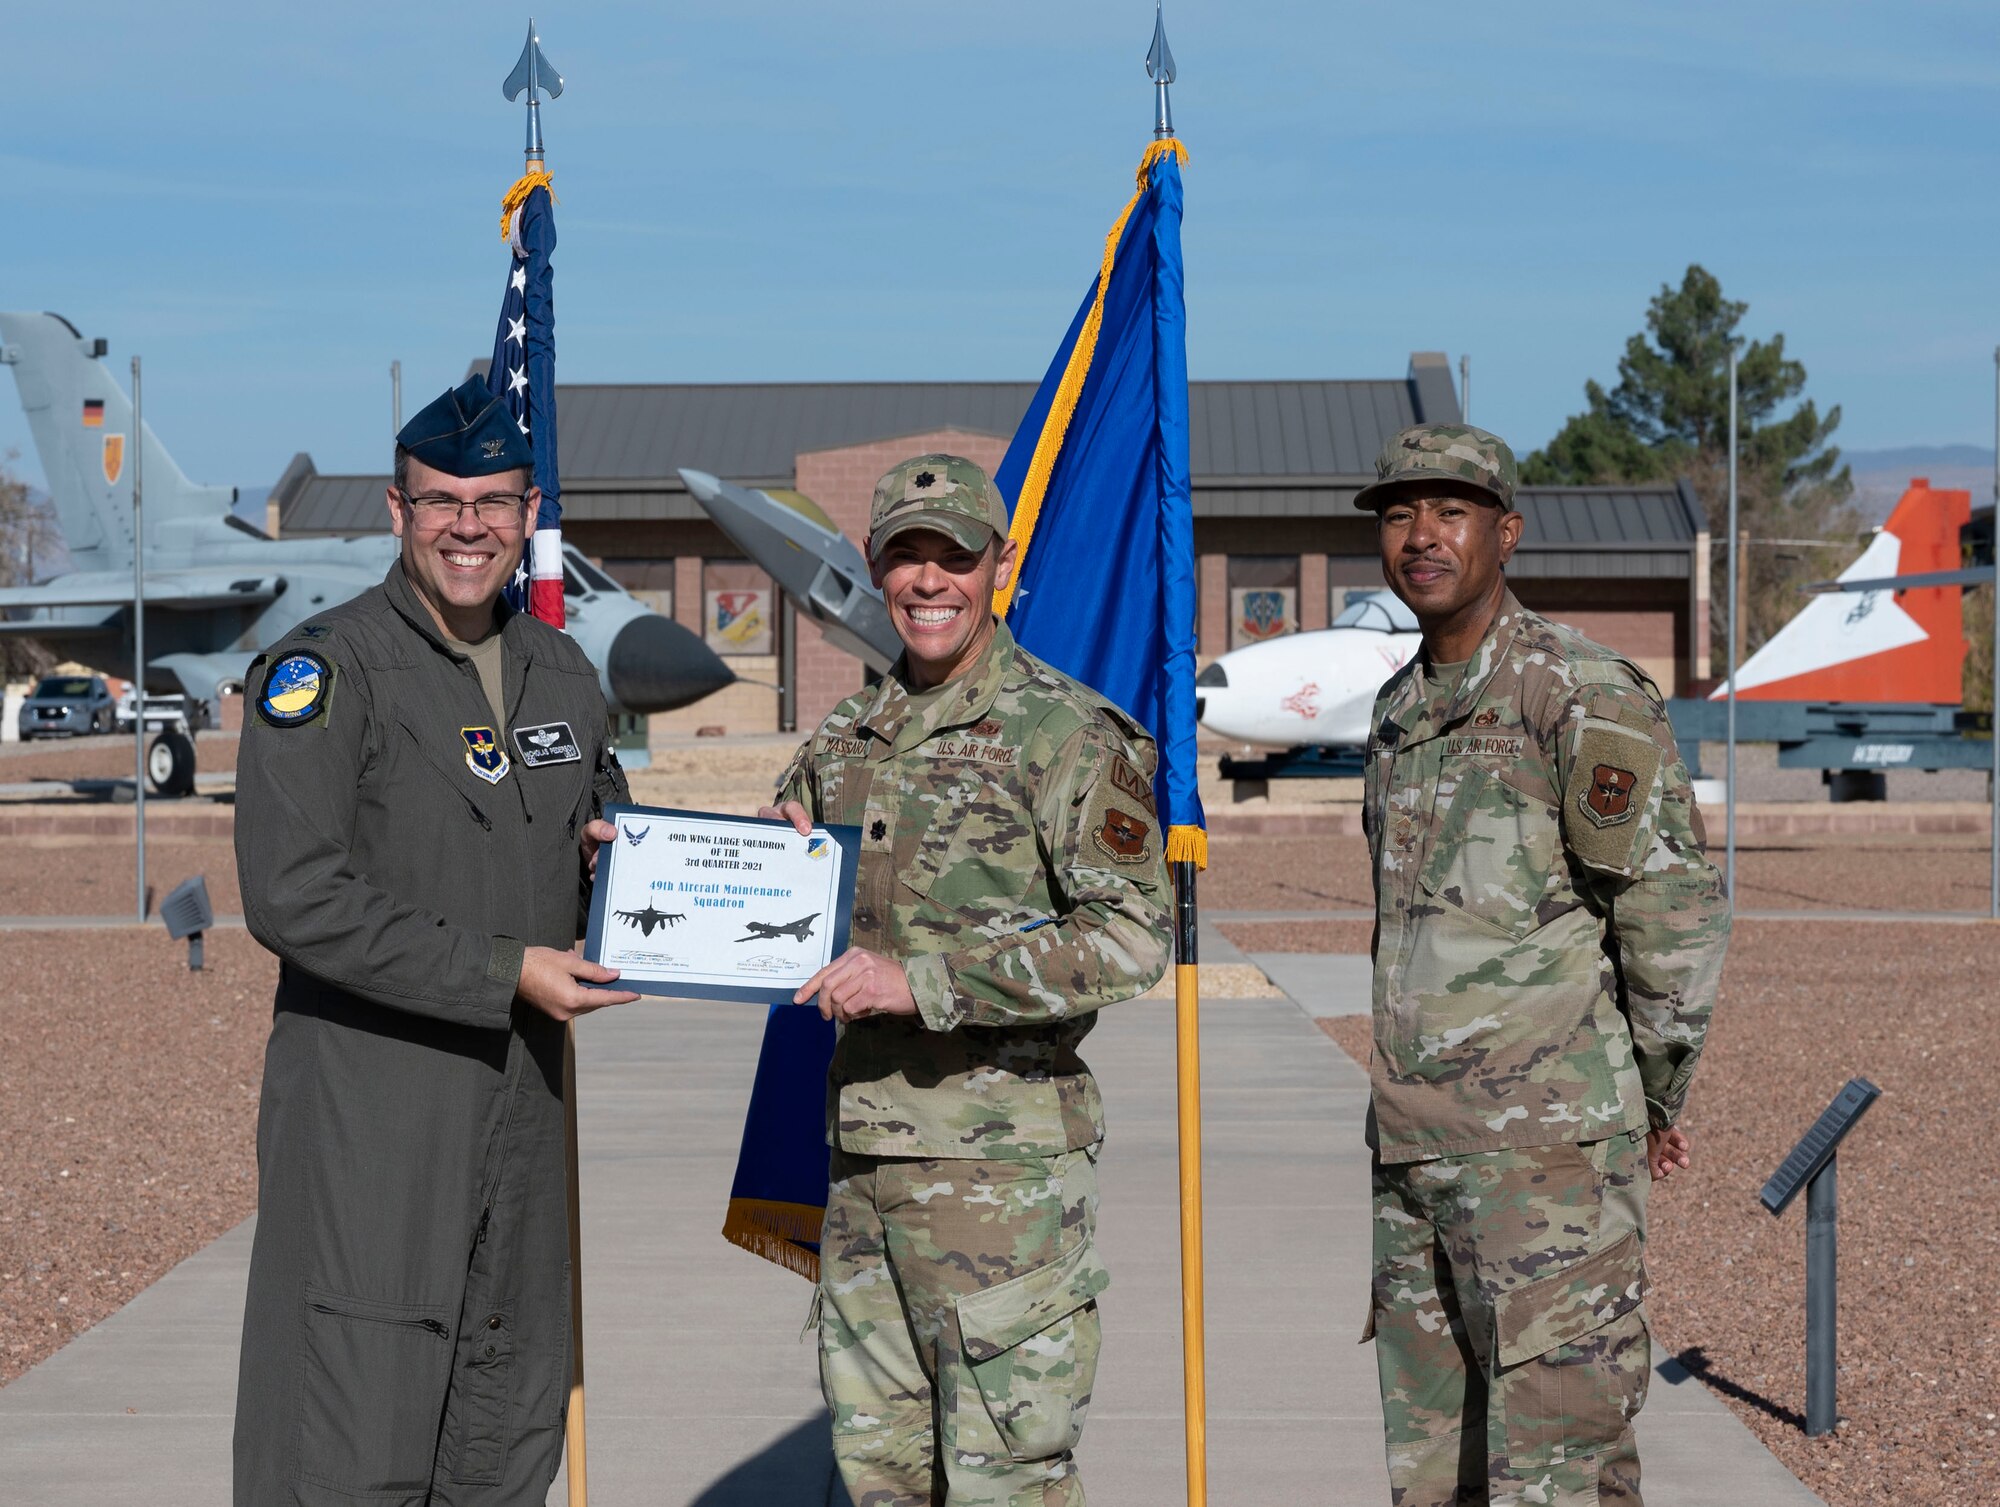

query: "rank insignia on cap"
left=257, top=651, right=332, bottom=728
left=461, top=726, right=511, bottom=785
left=482, top=437, right=507, bottom=459
left=914, top=470, right=936, bottom=488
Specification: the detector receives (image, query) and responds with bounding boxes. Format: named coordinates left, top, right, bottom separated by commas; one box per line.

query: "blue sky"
left=5, top=2, right=1997, bottom=495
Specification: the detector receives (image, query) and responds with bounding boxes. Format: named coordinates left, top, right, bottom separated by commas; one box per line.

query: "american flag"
left=490, top=180, right=564, bottom=627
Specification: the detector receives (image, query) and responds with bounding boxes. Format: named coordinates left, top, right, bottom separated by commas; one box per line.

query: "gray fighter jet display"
left=679, top=468, right=902, bottom=673
left=0, top=311, right=733, bottom=791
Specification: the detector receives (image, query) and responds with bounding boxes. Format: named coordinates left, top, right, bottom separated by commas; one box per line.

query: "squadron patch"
left=460, top=726, right=512, bottom=785
left=1092, top=807, right=1152, bottom=864
left=257, top=651, right=332, bottom=728
left=1565, top=719, right=1663, bottom=873
left=513, top=720, right=581, bottom=768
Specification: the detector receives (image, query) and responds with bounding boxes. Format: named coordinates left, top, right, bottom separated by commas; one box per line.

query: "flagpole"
left=564, top=1022, right=588, bottom=1507
left=1172, top=860, right=1208, bottom=1505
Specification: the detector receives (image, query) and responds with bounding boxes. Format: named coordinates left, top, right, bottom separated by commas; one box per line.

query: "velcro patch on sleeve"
left=1565, top=719, right=1663, bottom=874
left=1080, top=751, right=1157, bottom=867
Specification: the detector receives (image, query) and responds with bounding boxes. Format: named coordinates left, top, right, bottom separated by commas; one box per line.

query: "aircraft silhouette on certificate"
left=613, top=901, right=685, bottom=937
left=736, top=913, right=820, bottom=945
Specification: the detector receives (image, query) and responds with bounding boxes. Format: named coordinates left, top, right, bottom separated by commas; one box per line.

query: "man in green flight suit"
left=762, top=454, right=1172, bottom=1507
left=1356, top=424, right=1730, bottom=1506
left=232, top=376, right=637, bottom=1505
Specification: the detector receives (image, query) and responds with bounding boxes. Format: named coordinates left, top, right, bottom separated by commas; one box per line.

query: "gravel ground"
left=1206, top=832, right=1999, bottom=918
left=1222, top=919, right=1375, bottom=954
left=0, top=836, right=242, bottom=916
left=0, top=730, right=238, bottom=787
left=1312, top=920, right=2000, bottom=1507
left=0, top=928, right=273, bottom=1385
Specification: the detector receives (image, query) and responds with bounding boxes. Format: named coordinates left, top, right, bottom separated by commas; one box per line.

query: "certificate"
left=584, top=804, right=860, bottom=1005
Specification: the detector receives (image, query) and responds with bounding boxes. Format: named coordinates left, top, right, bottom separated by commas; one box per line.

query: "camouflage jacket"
left=777, top=621, right=1172, bottom=1160
left=1363, top=591, right=1729, bottom=1163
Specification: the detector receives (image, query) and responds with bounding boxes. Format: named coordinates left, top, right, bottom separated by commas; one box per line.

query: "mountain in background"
left=1845, top=444, right=1991, bottom=527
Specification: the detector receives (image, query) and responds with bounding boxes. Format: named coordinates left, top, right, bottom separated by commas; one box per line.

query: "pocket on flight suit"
left=442, top=1296, right=517, bottom=1486
left=1418, top=764, right=1558, bottom=942
left=1492, top=1228, right=1651, bottom=1470
left=294, top=1285, right=455, bottom=1505
left=955, top=1239, right=1111, bottom=1461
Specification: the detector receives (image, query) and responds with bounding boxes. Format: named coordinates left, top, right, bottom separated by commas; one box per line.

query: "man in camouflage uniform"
left=761, top=454, right=1171, bottom=1507
left=1355, top=424, right=1730, bottom=1506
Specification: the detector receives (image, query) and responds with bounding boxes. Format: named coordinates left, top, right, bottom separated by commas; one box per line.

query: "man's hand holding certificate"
left=584, top=803, right=860, bottom=1006
left=762, top=798, right=918, bottom=1023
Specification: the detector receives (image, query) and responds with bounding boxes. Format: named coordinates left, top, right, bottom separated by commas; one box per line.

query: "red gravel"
left=0, top=731, right=238, bottom=785
left=1314, top=919, right=2000, bottom=1507
left=0, top=928, right=273, bottom=1385
left=1208, top=832, right=1999, bottom=922
left=0, top=836, right=243, bottom=916
left=1223, top=919, right=1375, bottom=954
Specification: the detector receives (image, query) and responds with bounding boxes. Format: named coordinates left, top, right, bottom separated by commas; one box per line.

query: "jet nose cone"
left=607, top=614, right=735, bottom=714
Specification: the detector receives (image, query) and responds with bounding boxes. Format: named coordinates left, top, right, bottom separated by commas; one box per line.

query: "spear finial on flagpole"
left=1146, top=3, right=1177, bottom=140
left=503, top=18, right=565, bottom=169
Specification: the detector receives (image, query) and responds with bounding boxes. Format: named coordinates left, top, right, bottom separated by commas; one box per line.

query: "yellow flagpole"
left=1173, top=861, right=1207, bottom=1505
left=564, top=1022, right=589, bottom=1506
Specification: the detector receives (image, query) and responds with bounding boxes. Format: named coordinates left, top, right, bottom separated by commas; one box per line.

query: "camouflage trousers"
left=1368, top=1131, right=1652, bottom=1507
left=819, top=1146, right=1107, bottom=1507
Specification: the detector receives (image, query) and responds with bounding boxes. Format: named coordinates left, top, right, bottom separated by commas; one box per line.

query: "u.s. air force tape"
left=256, top=651, right=332, bottom=728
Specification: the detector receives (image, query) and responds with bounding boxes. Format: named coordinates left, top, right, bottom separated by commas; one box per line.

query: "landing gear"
left=147, top=729, right=197, bottom=797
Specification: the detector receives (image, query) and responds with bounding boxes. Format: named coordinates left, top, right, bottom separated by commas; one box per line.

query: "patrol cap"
left=395, top=375, right=535, bottom=479
left=1353, top=423, right=1519, bottom=513
left=868, top=454, right=1010, bottom=560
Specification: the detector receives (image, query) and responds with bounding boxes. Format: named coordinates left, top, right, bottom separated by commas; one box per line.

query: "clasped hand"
left=758, top=800, right=918, bottom=1023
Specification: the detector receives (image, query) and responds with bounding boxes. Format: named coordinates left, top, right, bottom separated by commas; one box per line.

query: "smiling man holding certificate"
left=761, top=454, right=1172, bottom=1507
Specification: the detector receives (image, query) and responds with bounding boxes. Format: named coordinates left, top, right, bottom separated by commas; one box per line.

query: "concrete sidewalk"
left=0, top=987, right=1821, bottom=1505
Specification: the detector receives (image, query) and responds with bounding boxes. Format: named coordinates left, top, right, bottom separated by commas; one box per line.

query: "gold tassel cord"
left=992, top=139, right=1187, bottom=617
left=499, top=168, right=558, bottom=241
left=1166, top=824, right=1208, bottom=870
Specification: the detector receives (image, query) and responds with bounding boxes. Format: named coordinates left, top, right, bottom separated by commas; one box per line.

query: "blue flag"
left=996, top=139, right=1205, bottom=859
left=720, top=139, right=1201, bottom=1282
left=490, top=175, right=565, bottom=626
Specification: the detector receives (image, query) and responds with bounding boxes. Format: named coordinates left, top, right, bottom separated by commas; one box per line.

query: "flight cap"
left=396, top=375, right=535, bottom=479
left=1353, top=423, right=1519, bottom=512
left=867, top=454, right=1010, bottom=560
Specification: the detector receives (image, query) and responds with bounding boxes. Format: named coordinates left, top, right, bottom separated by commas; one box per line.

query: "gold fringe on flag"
left=1166, top=824, right=1208, bottom=869
left=721, top=1197, right=826, bottom=1282
left=499, top=168, right=558, bottom=240
left=993, top=139, right=1188, bottom=616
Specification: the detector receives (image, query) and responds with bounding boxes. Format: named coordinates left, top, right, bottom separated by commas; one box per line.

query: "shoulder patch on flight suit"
left=1107, top=753, right=1157, bottom=816
left=256, top=650, right=333, bottom=728
left=1566, top=719, right=1662, bottom=872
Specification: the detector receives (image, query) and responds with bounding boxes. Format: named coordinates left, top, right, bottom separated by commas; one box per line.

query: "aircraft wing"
left=152, top=651, right=259, bottom=702
left=0, top=571, right=284, bottom=611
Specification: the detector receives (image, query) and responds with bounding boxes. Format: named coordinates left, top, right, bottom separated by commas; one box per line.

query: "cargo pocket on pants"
left=1492, top=1228, right=1651, bottom=1470
left=295, top=1285, right=455, bottom=1505
left=955, top=1240, right=1110, bottom=1461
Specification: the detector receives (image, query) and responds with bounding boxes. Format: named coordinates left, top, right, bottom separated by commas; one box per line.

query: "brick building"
left=273, top=354, right=1709, bottom=734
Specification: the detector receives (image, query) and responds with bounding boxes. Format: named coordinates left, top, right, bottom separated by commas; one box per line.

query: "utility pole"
left=131, top=355, right=147, bottom=921
left=1725, top=346, right=1739, bottom=902
left=1460, top=353, right=1471, bottom=425
left=391, top=359, right=403, bottom=437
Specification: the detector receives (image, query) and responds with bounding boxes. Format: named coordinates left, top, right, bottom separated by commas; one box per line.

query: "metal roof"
left=276, top=366, right=1459, bottom=537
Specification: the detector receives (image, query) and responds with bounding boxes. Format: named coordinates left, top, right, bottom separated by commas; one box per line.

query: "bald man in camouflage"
left=1355, top=424, right=1729, bottom=1506
left=763, top=454, right=1171, bottom=1507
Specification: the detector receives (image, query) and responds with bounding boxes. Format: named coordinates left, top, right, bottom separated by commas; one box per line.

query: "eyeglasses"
left=395, top=489, right=529, bottom=529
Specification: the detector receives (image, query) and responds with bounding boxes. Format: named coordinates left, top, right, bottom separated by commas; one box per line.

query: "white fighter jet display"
left=1195, top=591, right=1420, bottom=748
left=0, top=311, right=733, bottom=792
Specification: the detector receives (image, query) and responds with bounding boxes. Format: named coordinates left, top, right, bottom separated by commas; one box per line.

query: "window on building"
left=602, top=557, right=675, bottom=618
left=703, top=558, right=775, bottom=657
left=1227, top=555, right=1300, bottom=649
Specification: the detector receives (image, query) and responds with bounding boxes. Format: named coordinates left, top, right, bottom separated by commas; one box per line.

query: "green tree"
left=1523, top=265, right=1861, bottom=662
